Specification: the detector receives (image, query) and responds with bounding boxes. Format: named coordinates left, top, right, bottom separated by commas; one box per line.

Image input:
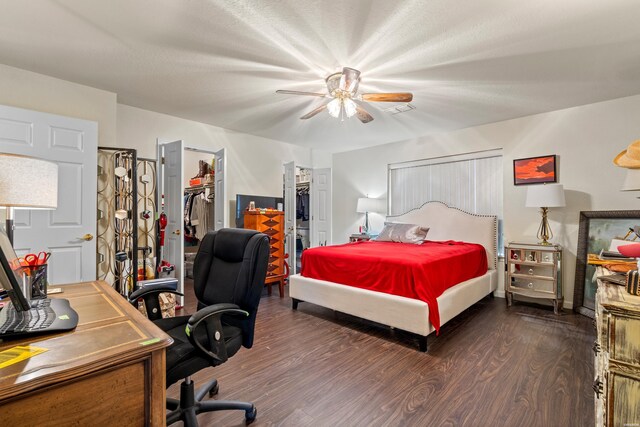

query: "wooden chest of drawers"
left=243, top=210, right=286, bottom=297
left=594, top=280, right=640, bottom=426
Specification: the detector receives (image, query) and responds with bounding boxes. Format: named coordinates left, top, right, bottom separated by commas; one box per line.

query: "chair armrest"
left=185, top=303, right=248, bottom=364
left=129, top=282, right=182, bottom=302
left=128, top=283, right=183, bottom=321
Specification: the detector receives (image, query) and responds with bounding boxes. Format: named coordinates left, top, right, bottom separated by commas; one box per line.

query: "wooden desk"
left=0, top=281, right=172, bottom=426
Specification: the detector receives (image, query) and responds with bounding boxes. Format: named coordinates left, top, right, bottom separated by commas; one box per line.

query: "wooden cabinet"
left=595, top=280, right=640, bottom=427
left=505, top=242, right=563, bottom=314
left=244, top=210, right=286, bottom=297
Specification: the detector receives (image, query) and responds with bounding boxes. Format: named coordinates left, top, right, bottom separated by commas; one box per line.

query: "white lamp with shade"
left=525, top=183, right=565, bottom=245
left=0, top=153, right=58, bottom=245
left=356, top=197, right=385, bottom=234
left=620, top=167, right=640, bottom=192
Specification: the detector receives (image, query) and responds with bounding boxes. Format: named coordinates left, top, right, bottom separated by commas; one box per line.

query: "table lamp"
left=525, top=183, right=565, bottom=245
left=356, top=197, right=384, bottom=234
left=620, top=168, right=640, bottom=192
left=0, top=153, right=58, bottom=244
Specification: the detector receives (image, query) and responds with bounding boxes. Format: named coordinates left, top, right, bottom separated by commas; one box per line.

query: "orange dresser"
left=243, top=210, right=286, bottom=297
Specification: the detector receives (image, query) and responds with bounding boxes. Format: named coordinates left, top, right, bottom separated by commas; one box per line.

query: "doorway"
left=283, top=162, right=332, bottom=276
left=157, top=141, right=226, bottom=306
left=0, top=104, right=98, bottom=285
left=294, top=167, right=311, bottom=272
left=182, top=149, right=216, bottom=284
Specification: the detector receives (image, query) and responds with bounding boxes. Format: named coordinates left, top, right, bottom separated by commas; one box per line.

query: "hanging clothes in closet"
left=191, top=192, right=212, bottom=241
left=296, top=184, right=310, bottom=221
left=184, top=193, right=197, bottom=246
left=184, top=188, right=214, bottom=244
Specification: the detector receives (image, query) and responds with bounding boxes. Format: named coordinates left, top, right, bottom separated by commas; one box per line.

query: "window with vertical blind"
left=388, top=149, right=503, bottom=252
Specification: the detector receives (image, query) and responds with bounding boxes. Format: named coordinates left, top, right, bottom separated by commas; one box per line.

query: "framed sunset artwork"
left=513, top=154, right=557, bottom=185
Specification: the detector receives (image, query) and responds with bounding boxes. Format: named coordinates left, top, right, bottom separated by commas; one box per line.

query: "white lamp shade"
left=0, top=153, right=58, bottom=209
left=525, top=183, right=565, bottom=208
left=357, top=197, right=385, bottom=213
left=621, top=168, right=640, bottom=191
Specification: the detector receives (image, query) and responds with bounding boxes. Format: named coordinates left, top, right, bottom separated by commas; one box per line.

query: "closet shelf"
left=185, top=183, right=215, bottom=192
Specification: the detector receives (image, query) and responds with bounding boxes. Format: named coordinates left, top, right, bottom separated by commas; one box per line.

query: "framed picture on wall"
left=513, top=154, right=557, bottom=185
left=573, top=210, right=640, bottom=317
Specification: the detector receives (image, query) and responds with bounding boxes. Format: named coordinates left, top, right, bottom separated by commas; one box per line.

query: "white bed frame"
left=289, top=201, right=498, bottom=351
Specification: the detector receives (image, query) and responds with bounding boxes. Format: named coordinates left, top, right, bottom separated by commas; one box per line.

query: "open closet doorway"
left=284, top=162, right=332, bottom=276
left=157, top=140, right=226, bottom=307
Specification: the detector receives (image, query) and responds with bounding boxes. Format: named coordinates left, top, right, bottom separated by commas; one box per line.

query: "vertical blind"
left=388, top=149, right=503, bottom=250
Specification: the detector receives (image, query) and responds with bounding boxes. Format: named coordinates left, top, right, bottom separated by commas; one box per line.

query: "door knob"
left=81, top=233, right=94, bottom=241
left=173, top=229, right=181, bottom=236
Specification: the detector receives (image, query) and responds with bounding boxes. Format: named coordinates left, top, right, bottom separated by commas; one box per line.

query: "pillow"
left=375, top=223, right=429, bottom=244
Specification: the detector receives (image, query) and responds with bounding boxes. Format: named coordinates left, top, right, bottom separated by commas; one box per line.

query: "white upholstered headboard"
left=386, top=201, right=498, bottom=270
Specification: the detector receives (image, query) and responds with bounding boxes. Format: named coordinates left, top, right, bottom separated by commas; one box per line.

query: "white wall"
left=333, top=94, right=640, bottom=308
left=117, top=104, right=313, bottom=226
left=0, top=63, right=317, bottom=233
left=0, top=63, right=117, bottom=147
left=0, top=64, right=117, bottom=224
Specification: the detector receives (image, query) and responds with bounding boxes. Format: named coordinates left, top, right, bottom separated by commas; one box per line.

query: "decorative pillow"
left=375, top=223, right=429, bottom=244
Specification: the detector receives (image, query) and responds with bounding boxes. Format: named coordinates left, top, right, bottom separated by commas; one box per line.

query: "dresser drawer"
left=609, top=315, right=640, bottom=367
left=606, top=370, right=640, bottom=427
left=508, top=275, right=555, bottom=294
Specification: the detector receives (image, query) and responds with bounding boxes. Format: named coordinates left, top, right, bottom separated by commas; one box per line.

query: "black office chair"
left=129, top=228, right=270, bottom=426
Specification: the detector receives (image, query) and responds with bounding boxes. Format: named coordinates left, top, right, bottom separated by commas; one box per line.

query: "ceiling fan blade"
left=339, top=67, right=361, bottom=93
left=300, top=104, right=327, bottom=120
left=355, top=105, right=374, bottom=123
left=276, top=90, right=327, bottom=97
left=361, top=93, right=413, bottom=103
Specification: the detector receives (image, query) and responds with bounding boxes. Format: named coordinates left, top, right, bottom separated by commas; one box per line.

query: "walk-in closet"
left=182, top=150, right=216, bottom=280
left=283, top=162, right=332, bottom=276
left=294, top=167, right=311, bottom=271
left=157, top=141, right=226, bottom=306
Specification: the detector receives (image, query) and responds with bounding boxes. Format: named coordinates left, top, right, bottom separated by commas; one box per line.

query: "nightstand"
left=349, top=234, right=372, bottom=242
left=505, top=242, right=563, bottom=314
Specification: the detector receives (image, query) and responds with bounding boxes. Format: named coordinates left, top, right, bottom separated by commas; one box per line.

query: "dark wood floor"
left=169, top=282, right=595, bottom=426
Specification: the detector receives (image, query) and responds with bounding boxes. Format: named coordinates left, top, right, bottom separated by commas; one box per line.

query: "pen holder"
left=25, top=264, right=48, bottom=299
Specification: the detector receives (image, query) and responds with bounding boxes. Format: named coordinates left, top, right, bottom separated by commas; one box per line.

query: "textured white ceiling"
left=1, top=0, right=640, bottom=152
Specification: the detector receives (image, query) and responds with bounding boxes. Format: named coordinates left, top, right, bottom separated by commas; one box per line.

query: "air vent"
left=382, top=103, right=416, bottom=115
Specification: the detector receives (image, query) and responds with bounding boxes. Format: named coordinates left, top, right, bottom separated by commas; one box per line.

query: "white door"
left=0, top=104, right=97, bottom=284
left=311, top=168, right=331, bottom=247
left=283, top=161, right=296, bottom=274
left=213, top=148, right=226, bottom=230
left=159, top=140, right=184, bottom=305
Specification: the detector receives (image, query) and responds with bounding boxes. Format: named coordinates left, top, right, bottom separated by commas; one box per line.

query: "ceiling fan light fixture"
left=276, top=67, right=412, bottom=125
left=343, top=98, right=357, bottom=118
left=327, top=98, right=341, bottom=118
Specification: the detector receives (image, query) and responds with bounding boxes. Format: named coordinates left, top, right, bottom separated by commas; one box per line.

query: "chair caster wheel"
left=245, top=406, right=257, bottom=423
left=209, top=383, right=219, bottom=397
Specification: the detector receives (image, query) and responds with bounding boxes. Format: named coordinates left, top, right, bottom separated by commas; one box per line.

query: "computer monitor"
left=0, top=228, right=30, bottom=311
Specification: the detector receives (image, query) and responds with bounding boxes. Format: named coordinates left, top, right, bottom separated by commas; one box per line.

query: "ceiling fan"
left=276, top=67, right=413, bottom=123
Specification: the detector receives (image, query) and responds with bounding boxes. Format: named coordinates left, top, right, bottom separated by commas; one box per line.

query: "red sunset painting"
left=513, top=155, right=557, bottom=185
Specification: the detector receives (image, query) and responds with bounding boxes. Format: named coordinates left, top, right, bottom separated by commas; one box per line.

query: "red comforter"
left=300, top=240, right=488, bottom=334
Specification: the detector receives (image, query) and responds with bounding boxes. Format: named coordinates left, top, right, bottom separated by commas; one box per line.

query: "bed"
left=289, top=201, right=498, bottom=351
